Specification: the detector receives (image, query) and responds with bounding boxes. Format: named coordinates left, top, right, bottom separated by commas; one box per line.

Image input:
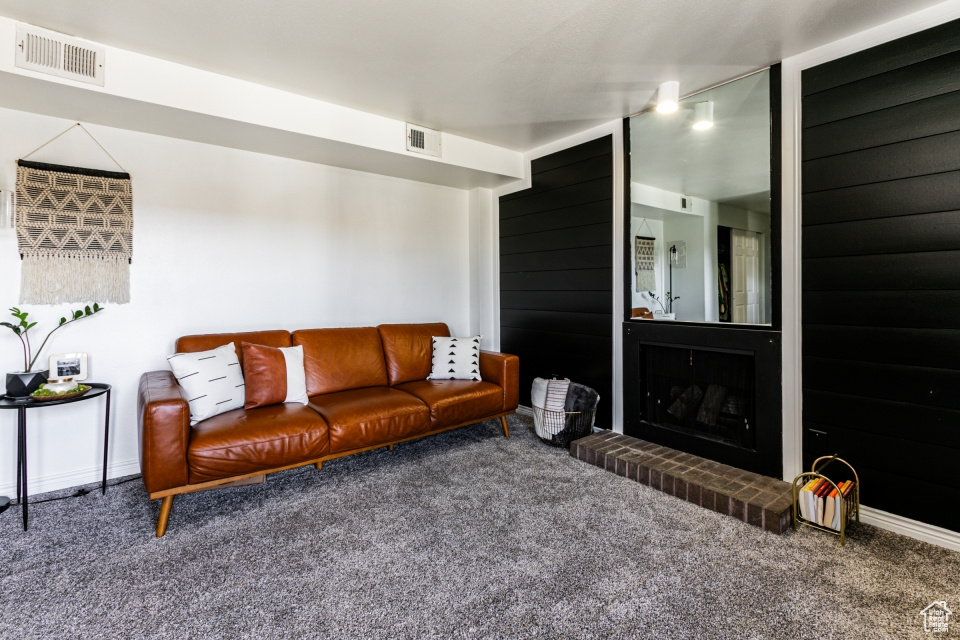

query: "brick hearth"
left=571, top=431, right=793, bottom=534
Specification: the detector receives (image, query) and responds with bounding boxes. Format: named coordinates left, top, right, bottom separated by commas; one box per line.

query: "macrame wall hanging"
left=16, top=123, right=132, bottom=304
left=635, top=219, right=656, bottom=293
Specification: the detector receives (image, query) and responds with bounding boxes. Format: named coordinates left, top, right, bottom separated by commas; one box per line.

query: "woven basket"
left=532, top=405, right=596, bottom=448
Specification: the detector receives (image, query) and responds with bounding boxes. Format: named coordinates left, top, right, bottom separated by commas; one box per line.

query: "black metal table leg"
left=16, top=406, right=23, bottom=504
left=101, top=388, right=111, bottom=494
left=20, top=406, right=28, bottom=531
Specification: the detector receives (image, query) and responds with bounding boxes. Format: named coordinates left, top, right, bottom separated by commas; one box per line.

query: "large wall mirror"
left=628, top=68, right=773, bottom=325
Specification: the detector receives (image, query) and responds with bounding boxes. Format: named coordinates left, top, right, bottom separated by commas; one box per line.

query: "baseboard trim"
left=860, top=506, right=960, bottom=552
left=0, top=459, right=141, bottom=497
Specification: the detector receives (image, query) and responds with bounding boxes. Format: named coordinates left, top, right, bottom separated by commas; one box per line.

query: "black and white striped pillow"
left=167, top=343, right=245, bottom=424
left=427, top=335, right=482, bottom=381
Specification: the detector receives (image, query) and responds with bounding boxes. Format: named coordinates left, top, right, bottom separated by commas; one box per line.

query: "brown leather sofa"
left=138, top=323, right=519, bottom=536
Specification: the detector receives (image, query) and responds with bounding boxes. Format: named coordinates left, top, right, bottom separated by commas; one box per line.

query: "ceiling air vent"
left=406, top=123, right=441, bottom=157
left=15, top=24, right=105, bottom=86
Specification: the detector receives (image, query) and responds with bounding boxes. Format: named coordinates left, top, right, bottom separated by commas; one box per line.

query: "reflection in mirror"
left=629, top=69, right=771, bottom=325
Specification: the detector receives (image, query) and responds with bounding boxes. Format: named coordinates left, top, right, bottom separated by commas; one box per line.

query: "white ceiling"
left=0, top=0, right=945, bottom=151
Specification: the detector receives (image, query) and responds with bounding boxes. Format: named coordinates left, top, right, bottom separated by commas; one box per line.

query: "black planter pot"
left=5, top=370, right=50, bottom=398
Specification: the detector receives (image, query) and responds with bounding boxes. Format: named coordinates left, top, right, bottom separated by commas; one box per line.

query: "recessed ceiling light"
left=693, top=101, right=714, bottom=130
left=656, top=81, right=679, bottom=114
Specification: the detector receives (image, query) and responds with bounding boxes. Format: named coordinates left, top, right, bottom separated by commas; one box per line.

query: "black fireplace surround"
left=639, top=343, right=756, bottom=451
left=623, top=322, right=782, bottom=478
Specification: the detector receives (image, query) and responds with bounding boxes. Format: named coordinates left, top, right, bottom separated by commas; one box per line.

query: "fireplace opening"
left=638, top=343, right=756, bottom=450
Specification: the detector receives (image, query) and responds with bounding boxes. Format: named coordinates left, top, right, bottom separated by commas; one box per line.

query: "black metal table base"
left=2, top=384, right=111, bottom=530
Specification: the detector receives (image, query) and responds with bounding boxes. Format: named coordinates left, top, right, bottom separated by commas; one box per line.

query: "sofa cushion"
left=395, top=380, right=504, bottom=428
left=427, top=335, right=482, bottom=381
left=293, top=327, right=388, bottom=396
left=308, top=387, right=430, bottom=454
left=187, top=404, right=329, bottom=484
left=377, top=323, right=450, bottom=386
left=167, top=343, right=246, bottom=425
left=176, top=330, right=291, bottom=366
left=241, top=342, right=308, bottom=410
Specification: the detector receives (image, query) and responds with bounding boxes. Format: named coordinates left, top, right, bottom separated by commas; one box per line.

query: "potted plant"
left=3, top=304, right=103, bottom=398
left=646, top=291, right=679, bottom=319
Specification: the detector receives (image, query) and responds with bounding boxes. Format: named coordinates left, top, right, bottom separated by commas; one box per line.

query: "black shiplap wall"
left=801, top=19, right=960, bottom=532
left=499, top=135, right=613, bottom=427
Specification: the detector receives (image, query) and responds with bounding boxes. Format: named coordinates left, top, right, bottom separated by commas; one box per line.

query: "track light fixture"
left=656, top=81, right=680, bottom=114
left=693, top=101, right=714, bottom=130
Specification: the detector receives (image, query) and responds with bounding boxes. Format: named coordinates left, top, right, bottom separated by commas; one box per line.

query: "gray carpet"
left=0, top=413, right=956, bottom=640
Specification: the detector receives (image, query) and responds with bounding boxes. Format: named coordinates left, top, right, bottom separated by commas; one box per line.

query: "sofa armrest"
left=138, top=371, right=191, bottom=494
left=479, top=350, right=519, bottom=412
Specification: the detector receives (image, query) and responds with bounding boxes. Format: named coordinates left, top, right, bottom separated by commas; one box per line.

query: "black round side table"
left=0, top=383, right=111, bottom=531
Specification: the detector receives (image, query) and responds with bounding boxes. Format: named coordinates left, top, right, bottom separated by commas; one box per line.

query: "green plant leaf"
left=26, top=322, right=36, bottom=330
left=74, top=310, right=83, bottom=319
left=93, top=303, right=100, bottom=312
left=60, top=317, right=67, bottom=325
left=84, top=306, right=92, bottom=316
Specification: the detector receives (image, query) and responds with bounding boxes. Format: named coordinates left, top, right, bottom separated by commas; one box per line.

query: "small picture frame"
left=48, top=352, right=88, bottom=382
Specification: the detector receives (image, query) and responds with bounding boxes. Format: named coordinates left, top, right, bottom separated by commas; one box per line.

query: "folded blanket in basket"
left=531, top=378, right=600, bottom=440
left=563, top=382, right=599, bottom=431
left=531, top=377, right=548, bottom=434
left=531, top=377, right=548, bottom=411
left=543, top=378, right=570, bottom=432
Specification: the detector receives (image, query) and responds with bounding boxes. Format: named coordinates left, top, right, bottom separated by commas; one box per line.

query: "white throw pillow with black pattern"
left=427, top=335, right=482, bottom=381
left=167, top=343, right=245, bottom=424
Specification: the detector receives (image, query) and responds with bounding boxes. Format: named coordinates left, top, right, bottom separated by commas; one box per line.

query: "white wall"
left=632, top=183, right=720, bottom=320
left=468, top=188, right=497, bottom=339
left=662, top=214, right=705, bottom=322
left=702, top=202, right=719, bottom=323
left=629, top=214, right=664, bottom=311
left=0, top=107, right=471, bottom=496
left=717, top=203, right=770, bottom=234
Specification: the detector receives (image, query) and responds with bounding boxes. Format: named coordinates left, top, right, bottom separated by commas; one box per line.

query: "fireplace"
left=622, top=322, right=782, bottom=478
left=638, top=344, right=756, bottom=450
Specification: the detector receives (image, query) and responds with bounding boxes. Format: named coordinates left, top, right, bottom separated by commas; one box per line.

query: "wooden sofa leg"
left=500, top=416, right=510, bottom=438
left=156, top=495, right=174, bottom=538
left=315, top=461, right=323, bottom=470
left=388, top=444, right=395, bottom=451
